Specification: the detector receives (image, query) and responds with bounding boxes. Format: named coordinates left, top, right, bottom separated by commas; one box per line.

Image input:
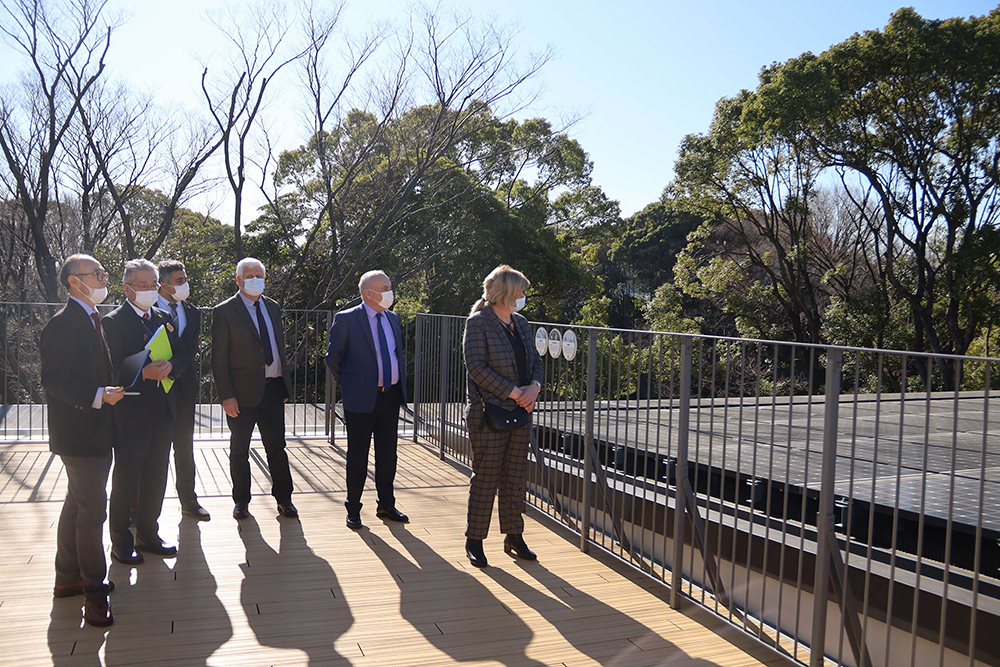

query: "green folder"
left=145, top=324, right=174, bottom=393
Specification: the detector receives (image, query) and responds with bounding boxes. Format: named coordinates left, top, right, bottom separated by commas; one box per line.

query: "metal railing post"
left=810, top=347, right=842, bottom=667
left=325, top=310, right=334, bottom=442
left=438, top=319, right=450, bottom=460
left=581, top=330, right=597, bottom=553
left=671, top=335, right=693, bottom=609
left=412, top=314, right=423, bottom=444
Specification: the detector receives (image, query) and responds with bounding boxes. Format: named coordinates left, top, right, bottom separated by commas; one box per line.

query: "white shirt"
left=363, top=303, right=399, bottom=387
left=156, top=294, right=187, bottom=335
left=69, top=296, right=106, bottom=409
left=239, top=293, right=282, bottom=378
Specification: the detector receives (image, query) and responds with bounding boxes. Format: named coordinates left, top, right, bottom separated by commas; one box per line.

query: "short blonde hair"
left=470, top=265, right=529, bottom=315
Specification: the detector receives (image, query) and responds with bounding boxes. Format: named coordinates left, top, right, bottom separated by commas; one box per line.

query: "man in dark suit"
left=41, top=253, right=124, bottom=627
left=211, top=257, right=297, bottom=521
left=157, top=260, right=210, bottom=521
left=326, top=270, right=408, bottom=529
left=102, top=258, right=188, bottom=565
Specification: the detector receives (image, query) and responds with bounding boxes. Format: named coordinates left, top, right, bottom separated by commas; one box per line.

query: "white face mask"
left=83, top=284, right=108, bottom=305
left=171, top=282, right=190, bottom=302
left=243, top=277, right=265, bottom=297
left=132, top=288, right=159, bottom=311
left=513, top=296, right=526, bottom=312
left=375, top=289, right=394, bottom=309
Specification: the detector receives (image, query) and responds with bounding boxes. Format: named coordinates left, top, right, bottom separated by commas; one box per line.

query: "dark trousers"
left=465, top=403, right=530, bottom=540
left=56, top=453, right=113, bottom=600
left=344, top=383, right=401, bottom=514
left=109, top=427, right=171, bottom=550
left=172, top=391, right=198, bottom=506
left=227, top=377, right=293, bottom=505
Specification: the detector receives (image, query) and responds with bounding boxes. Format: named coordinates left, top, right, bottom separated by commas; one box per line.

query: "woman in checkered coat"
left=462, top=265, right=544, bottom=567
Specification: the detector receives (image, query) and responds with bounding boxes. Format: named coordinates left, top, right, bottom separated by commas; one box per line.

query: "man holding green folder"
left=102, top=259, right=189, bottom=565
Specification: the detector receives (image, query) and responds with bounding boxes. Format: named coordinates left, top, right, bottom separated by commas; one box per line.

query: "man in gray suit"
left=211, top=257, right=296, bottom=521
left=326, top=270, right=408, bottom=529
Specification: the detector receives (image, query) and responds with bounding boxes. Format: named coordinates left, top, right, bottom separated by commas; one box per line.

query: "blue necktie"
left=255, top=300, right=274, bottom=366
left=376, top=312, right=392, bottom=389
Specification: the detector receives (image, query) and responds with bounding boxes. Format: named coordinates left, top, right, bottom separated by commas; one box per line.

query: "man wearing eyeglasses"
left=101, top=258, right=188, bottom=566
left=41, top=254, right=124, bottom=626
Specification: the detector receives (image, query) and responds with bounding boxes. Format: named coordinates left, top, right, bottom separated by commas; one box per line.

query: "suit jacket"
left=168, top=299, right=202, bottom=402
left=211, top=293, right=292, bottom=407
left=102, top=302, right=189, bottom=448
left=40, top=299, right=116, bottom=457
left=326, top=303, right=407, bottom=413
left=463, top=307, right=543, bottom=410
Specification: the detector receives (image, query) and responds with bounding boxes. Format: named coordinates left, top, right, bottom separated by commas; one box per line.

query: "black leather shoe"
left=503, top=534, right=537, bottom=560
left=84, top=597, right=113, bottom=627
left=182, top=503, right=211, bottom=521
left=110, top=548, right=144, bottom=565
left=54, top=580, right=115, bottom=598
left=277, top=501, right=299, bottom=518
left=466, top=538, right=488, bottom=567
left=376, top=506, right=408, bottom=522
left=233, top=503, right=251, bottom=520
left=346, top=512, right=362, bottom=530
left=135, top=538, right=178, bottom=557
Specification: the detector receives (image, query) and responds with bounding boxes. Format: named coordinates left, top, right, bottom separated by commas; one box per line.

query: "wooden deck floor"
left=0, top=437, right=793, bottom=666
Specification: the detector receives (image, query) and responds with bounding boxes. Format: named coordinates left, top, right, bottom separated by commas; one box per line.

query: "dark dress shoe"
left=54, top=580, right=114, bottom=598
left=346, top=512, right=362, bottom=530
left=111, top=548, right=144, bottom=565
left=182, top=503, right=211, bottom=521
left=376, top=506, right=408, bottom=522
left=84, top=597, right=113, bottom=627
left=503, top=534, right=537, bottom=560
left=135, top=539, right=178, bottom=557
left=466, top=538, right=488, bottom=567
left=277, top=501, right=299, bottom=518
left=233, top=503, right=251, bottom=520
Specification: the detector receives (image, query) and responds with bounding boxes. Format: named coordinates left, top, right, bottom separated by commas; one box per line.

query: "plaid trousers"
left=465, top=403, right=530, bottom=539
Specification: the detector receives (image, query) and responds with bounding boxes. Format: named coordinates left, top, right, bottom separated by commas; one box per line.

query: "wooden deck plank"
left=0, top=438, right=793, bottom=667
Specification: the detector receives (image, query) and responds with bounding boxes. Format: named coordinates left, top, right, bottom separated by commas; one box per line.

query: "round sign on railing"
left=548, top=328, right=562, bottom=359
left=535, top=327, right=548, bottom=356
left=562, top=329, right=578, bottom=361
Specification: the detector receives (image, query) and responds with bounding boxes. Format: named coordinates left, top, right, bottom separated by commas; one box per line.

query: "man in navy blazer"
left=326, top=270, right=408, bottom=528
left=102, top=258, right=189, bottom=565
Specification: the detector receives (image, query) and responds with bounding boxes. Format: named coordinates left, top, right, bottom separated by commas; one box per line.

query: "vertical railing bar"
left=863, top=352, right=885, bottom=667
left=582, top=330, right=597, bottom=553
left=700, top=341, right=716, bottom=608
left=412, top=314, right=423, bottom=444
left=968, top=362, right=989, bottom=667
left=743, top=343, right=763, bottom=633
left=670, top=335, right=692, bottom=609
left=729, top=341, right=746, bottom=626
left=437, top=318, right=449, bottom=460
left=809, top=346, right=841, bottom=667
left=883, top=353, right=908, bottom=665
left=936, top=362, right=961, bottom=667
left=908, top=365, right=934, bottom=667
left=760, top=343, right=780, bottom=642
left=775, top=348, right=796, bottom=653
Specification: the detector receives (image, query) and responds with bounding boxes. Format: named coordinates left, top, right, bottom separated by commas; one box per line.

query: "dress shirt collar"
left=69, top=295, right=97, bottom=317
left=128, top=300, right=151, bottom=319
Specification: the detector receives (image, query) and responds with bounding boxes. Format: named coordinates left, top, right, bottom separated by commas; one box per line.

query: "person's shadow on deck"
left=487, top=558, right=720, bottom=666
left=239, top=516, right=353, bottom=665
left=103, top=519, right=232, bottom=666
left=47, top=596, right=107, bottom=666
left=366, top=525, right=544, bottom=666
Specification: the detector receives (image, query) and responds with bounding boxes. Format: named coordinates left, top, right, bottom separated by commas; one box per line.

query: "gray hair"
left=358, top=270, right=389, bottom=296
left=59, top=253, right=97, bottom=288
left=123, top=258, right=158, bottom=284
left=236, top=257, right=265, bottom=279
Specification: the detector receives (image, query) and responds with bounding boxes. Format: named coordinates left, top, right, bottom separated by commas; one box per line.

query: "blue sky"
left=7, top=0, right=999, bottom=217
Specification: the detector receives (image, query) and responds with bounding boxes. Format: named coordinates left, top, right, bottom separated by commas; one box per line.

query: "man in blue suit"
left=326, top=270, right=408, bottom=529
